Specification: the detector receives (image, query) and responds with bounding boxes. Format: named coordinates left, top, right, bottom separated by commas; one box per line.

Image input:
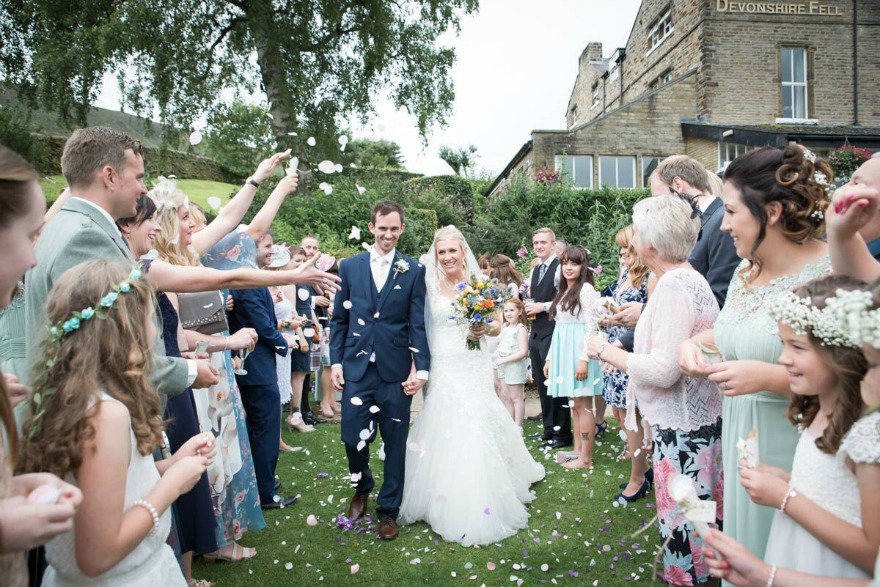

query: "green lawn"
left=192, top=419, right=661, bottom=586
left=39, top=175, right=238, bottom=211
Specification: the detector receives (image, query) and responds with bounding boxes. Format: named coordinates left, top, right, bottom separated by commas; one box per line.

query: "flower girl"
left=494, top=298, right=531, bottom=428
left=21, top=260, right=214, bottom=586
left=740, top=275, right=878, bottom=579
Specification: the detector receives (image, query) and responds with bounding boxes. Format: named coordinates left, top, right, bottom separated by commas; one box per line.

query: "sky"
left=94, top=0, right=642, bottom=178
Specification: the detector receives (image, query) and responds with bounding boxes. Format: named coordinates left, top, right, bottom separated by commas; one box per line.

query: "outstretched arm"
left=191, top=153, right=290, bottom=255
left=246, top=174, right=299, bottom=244
left=826, top=184, right=880, bottom=281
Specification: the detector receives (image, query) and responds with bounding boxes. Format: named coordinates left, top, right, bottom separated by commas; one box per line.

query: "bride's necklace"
left=440, top=271, right=464, bottom=293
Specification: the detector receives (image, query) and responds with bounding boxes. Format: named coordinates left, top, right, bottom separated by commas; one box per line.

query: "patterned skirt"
left=652, top=418, right=723, bottom=586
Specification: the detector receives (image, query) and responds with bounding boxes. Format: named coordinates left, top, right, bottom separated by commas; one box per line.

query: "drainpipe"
left=853, top=0, right=859, bottom=125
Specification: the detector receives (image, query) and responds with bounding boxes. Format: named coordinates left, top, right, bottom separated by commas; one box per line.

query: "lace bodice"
left=715, top=258, right=831, bottom=366
left=625, top=269, right=721, bottom=432
left=839, top=412, right=880, bottom=466
left=791, top=429, right=861, bottom=527
left=44, top=394, right=177, bottom=586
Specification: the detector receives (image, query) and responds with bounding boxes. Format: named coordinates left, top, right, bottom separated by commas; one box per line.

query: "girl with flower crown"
left=679, top=146, right=834, bottom=569
left=700, top=276, right=880, bottom=586
left=20, top=260, right=214, bottom=586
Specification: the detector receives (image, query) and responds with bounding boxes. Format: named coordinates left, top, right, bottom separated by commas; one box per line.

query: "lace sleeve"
left=579, top=283, right=600, bottom=359
left=839, top=412, right=880, bottom=465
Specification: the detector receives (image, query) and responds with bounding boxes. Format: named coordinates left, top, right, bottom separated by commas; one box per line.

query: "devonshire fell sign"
left=716, top=0, right=843, bottom=14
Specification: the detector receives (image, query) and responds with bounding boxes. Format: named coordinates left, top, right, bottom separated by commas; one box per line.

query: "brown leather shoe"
left=348, top=492, right=369, bottom=521
left=378, top=516, right=399, bottom=540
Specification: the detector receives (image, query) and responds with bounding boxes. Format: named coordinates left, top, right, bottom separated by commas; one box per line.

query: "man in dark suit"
left=330, top=200, right=430, bottom=540
left=650, top=155, right=740, bottom=308
left=523, top=228, right=571, bottom=449
left=228, top=231, right=296, bottom=509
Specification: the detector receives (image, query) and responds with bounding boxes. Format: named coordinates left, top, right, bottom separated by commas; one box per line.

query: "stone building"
left=488, top=0, right=880, bottom=195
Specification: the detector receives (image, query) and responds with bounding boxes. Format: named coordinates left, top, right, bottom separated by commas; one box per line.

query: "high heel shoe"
left=613, top=479, right=650, bottom=503
left=287, top=412, right=315, bottom=433
left=618, top=467, right=653, bottom=490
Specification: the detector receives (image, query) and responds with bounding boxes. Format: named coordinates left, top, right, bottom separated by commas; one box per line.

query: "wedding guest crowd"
left=0, top=124, right=879, bottom=587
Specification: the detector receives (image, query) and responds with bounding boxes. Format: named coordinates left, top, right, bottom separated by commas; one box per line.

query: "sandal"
left=203, top=542, right=257, bottom=564
left=616, top=447, right=631, bottom=462
left=595, top=421, right=609, bottom=436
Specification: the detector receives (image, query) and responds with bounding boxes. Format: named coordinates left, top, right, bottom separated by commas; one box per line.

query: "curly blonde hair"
left=724, top=145, right=833, bottom=283
left=150, top=178, right=200, bottom=267
left=19, top=260, right=164, bottom=478
left=615, top=225, right=649, bottom=288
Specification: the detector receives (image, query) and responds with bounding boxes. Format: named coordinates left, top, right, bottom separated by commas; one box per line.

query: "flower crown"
left=766, top=289, right=855, bottom=348
left=824, top=288, right=880, bottom=348
left=25, top=267, right=144, bottom=439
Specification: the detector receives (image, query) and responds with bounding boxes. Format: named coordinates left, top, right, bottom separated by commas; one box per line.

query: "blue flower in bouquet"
left=450, top=274, right=512, bottom=351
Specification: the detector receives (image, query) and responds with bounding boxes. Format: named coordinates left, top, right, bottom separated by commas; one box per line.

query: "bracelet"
left=765, top=564, right=777, bottom=587
left=596, top=343, right=608, bottom=360
left=779, top=485, right=798, bottom=514
left=245, top=176, right=260, bottom=188
left=130, top=499, right=160, bottom=537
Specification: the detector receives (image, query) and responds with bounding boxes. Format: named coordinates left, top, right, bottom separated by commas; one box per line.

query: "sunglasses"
left=669, top=187, right=702, bottom=220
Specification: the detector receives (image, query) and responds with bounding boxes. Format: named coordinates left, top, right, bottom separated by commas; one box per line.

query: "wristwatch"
left=245, top=176, right=260, bottom=188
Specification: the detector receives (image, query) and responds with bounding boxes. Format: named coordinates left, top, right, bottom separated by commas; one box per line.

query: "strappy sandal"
left=203, top=542, right=257, bottom=563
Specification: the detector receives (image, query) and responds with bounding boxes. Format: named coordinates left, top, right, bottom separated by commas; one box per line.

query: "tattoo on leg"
left=580, top=432, right=589, bottom=441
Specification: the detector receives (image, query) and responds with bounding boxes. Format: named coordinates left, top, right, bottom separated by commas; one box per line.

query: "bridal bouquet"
left=449, top=275, right=511, bottom=351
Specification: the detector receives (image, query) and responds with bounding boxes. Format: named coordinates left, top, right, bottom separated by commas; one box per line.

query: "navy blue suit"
left=228, top=286, right=290, bottom=503
left=689, top=198, right=740, bottom=308
left=330, top=250, right=430, bottom=520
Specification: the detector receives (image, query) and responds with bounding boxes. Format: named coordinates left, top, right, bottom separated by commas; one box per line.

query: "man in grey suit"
left=650, top=155, right=740, bottom=308
left=24, top=126, right=218, bottom=395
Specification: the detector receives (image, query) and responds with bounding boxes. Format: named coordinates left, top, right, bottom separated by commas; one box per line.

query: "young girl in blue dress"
left=543, top=245, right=604, bottom=469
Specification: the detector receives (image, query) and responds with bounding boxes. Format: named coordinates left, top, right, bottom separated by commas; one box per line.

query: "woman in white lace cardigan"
left=588, top=195, right=722, bottom=587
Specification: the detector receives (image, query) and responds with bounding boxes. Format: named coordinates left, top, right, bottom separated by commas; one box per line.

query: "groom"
left=330, top=200, right=430, bottom=540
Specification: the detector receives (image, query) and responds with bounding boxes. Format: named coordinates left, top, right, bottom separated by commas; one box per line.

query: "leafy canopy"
left=0, top=0, right=479, bottom=158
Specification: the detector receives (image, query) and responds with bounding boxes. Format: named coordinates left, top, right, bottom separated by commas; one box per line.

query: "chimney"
left=580, top=42, right=604, bottom=64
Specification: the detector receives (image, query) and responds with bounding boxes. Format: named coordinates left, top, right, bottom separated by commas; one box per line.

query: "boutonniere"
left=393, top=258, right=410, bottom=279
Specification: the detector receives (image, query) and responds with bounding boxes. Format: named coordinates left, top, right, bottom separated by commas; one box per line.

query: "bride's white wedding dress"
left=398, top=283, right=545, bottom=546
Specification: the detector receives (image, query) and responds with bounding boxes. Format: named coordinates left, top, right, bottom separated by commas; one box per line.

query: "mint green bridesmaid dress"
left=713, top=257, right=830, bottom=580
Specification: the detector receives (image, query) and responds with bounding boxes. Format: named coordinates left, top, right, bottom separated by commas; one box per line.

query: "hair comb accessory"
left=25, top=266, right=144, bottom=439
left=824, top=288, right=880, bottom=348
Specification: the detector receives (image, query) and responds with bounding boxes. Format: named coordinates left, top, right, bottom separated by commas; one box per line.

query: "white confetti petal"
left=287, top=131, right=298, bottom=136
left=206, top=197, right=221, bottom=211
left=350, top=397, right=363, bottom=406
left=369, top=405, right=380, bottom=414
left=286, top=156, right=299, bottom=177
left=351, top=472, right=362, bottom=483
left=285, top=562, right=293, bottom=570
left=342, top=300, right=353, bottom=309
left=189, top=130, right=203, bottom=145
left=335, top=163, right=343, bottom=173
left=361, top=242, right=371, bottom=251
left=350, top=564, right=360, bottom=574
left=357, top=318, right=366, bottom=326
left=322, top=184, right=333, bottom=195
left=338, top=134, right=348, bottom=145
left=540, top=564, right=549, bottom=571
left=306, top=515, right=318, bottom=526
left=307, top=136, right=316, bottom=146
left=317, top=160, right=336, bottom=174
left=303, top=327, right=315, bottom=338
left=359, top=428, right=371, bottom=440
left=356, top=440, right=366, bottom=451
left=298, top=288, right=310, bottom=301
left=356, top=184, right=367, bottom=195
left=408, top=347, right=420, bottom=353
left=348, top=225, right=361, bottom=240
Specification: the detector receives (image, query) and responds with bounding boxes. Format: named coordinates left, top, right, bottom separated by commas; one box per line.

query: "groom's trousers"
left=341, top=363, right=413, bottom=520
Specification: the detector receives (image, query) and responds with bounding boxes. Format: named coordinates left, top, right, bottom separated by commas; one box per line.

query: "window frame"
left=598, top=156, right=636, bottom=189
left=779, top=46, right=809, bottom=121
left=646, top=9, right=674, bottom=56
left=554, top=155, right=594, bottom=189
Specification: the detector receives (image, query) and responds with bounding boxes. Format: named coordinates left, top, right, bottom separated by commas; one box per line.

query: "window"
left=647, top=9, right=674, bottom=54
left=608, top=48, right=623, bottom=82
left=642, top=157, right=662, bottom=187
left=591, top=84, right=600, bottom=109
left=781, top=47, right=808, bottom=119
left=599, top=156, right=636, bottom=188
left=649, top=68, right=674, bottom=91
left=554, top=155, right=593, bottom=188
left=718, top=143, right=755, bottom=170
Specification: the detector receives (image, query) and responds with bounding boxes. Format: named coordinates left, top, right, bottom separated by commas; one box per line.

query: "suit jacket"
left=24, top=198, right=189, bottom=395
left=329, top=251, right=430, bottom=383
left=228, top=286, right=290, bottom=386
left=529, top=257, right=560, bottom=339
left=689, top=198, right=740, bottom=308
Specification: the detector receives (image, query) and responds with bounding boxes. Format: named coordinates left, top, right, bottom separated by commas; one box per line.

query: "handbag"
left=177, top=291, right=229, bottom=335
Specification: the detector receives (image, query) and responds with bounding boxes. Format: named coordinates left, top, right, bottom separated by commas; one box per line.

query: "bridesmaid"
left=679, top=146, right=833, bottom=568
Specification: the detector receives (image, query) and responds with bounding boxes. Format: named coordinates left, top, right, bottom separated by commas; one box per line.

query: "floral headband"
left=824, top=288, right=880, bottom=349
left=25, top=267, right=144, bottom=439
left=802, top=149, right=833, bottom=222
left=767, top=289, right=855, bottom=348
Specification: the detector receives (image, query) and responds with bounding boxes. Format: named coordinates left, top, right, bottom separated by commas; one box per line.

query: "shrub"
left=827, top=145, right=873, bottom=183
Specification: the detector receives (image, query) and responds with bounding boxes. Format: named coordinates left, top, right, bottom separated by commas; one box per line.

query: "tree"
left=0, top=0, right=479, bottom=160
left=203, top=98, right=275, bottom=176
left=344, top=138, right=405, bottom=170
left=438, top=144, right=478, bottom=176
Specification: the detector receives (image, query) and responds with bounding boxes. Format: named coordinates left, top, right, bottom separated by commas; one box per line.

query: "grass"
left=39, top=175, right=239, bottom=212
left=192, top=418, right=662, bottom=586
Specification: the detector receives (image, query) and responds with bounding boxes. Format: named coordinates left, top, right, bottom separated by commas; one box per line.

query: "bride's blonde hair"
left=432, top=225, right=468, bottom=253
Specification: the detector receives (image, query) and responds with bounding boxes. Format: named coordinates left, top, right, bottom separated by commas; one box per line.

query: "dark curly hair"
left=785, top=275, right=867, bottom=455
left=724, top=145, right=833, bottom=283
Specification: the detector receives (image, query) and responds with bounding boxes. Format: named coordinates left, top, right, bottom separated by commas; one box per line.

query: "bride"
left=398, top=225, right=545, bottom=546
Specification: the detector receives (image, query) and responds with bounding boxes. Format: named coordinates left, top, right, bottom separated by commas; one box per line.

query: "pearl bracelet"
left=765, top=564, right=777, bottom=587
left=779, top=485, right=798, bottom=514
left=130, top=499, right=160, bottom=537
